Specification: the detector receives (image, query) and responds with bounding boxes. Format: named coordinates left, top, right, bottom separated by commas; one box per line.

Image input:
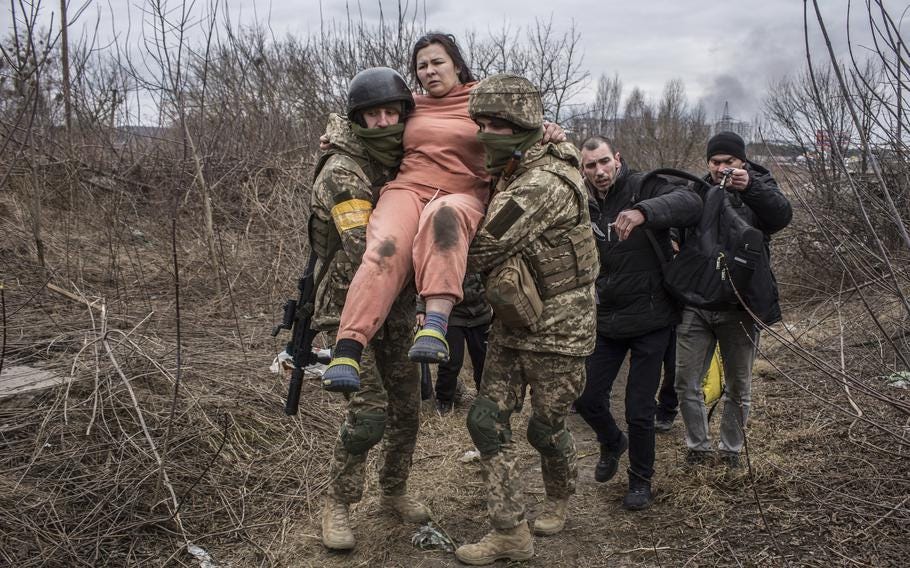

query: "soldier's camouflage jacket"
left=310, top=114, right=395, bottom=331
left=468, top=141, right=597, bottom=357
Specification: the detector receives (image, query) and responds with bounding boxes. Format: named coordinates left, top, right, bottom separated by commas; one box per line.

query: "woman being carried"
left=323, top=33, right=490, bottom=391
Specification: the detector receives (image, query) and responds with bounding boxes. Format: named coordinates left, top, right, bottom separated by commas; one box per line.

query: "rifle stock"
left=420, top=362, right=433, bottom=401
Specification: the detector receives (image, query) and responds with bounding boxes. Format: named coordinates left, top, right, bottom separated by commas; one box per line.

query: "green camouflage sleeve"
left=314, top=156, right=374, bottom=267
left=469, top=171, right=575, bottom=273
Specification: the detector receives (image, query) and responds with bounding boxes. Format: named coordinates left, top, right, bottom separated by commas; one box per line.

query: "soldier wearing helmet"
left=309, top=66, right=430, bottom=551
left=455, top=74, right=598, bottom=565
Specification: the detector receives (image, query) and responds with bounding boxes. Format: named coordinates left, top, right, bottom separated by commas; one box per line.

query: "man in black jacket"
left=675, top=131, right=792, bottom=469
left=574, top=136, right=702, bottom=510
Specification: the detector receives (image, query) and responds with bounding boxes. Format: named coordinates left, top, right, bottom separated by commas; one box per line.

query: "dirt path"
left=279, top=361, right=832, bottom=567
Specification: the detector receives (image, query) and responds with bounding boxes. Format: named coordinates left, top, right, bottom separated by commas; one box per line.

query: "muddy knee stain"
left=378, top=238, right=397, bottom=257
left=433, top=206, right=459, bottom=250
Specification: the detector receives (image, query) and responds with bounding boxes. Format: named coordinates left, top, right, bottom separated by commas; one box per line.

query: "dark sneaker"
left=654, top=416, right=675, bottom=433
left=435, top=399, right=454, bottom=416
left=594, top=432, right=628, bottom=483
left=322, top=359, right=361, bottom=392
left=685, top=449, right=714, bottom=466
left=720, top=451, right=741, bottom=469
left=408, top=329, right=450, bottom=364
left=622, top=479, right=653, bottom=511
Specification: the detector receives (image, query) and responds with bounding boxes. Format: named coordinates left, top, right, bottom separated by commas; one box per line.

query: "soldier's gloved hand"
left=541, top=121, right=566, bottom=144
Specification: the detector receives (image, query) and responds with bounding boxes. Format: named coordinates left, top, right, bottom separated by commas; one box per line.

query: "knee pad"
left=340, top=410, right=387, bottom=455
left=466, top=397, right=511, bottom=456
left=526, top=415, right=571, bottom=457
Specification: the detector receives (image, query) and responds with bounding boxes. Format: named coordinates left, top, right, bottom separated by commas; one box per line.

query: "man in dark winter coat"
left=574, top=136, right=702, bottom=510
left=675, top=131, right=792, bottom=469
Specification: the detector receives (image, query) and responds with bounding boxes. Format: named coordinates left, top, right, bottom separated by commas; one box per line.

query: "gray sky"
left=4, top=1, right=907, bottom=122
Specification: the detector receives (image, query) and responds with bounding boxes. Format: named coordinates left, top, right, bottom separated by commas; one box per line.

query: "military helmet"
left=468, top=74, right=543, bottom=130
left=347, top=67, right=415, bottom=123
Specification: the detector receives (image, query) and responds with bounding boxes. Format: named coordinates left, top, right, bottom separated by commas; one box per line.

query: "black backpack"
left=639, top=169, right=768, bottom=315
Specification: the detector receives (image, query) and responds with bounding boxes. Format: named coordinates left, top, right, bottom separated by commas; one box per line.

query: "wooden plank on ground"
left=0, top=365, right=71, bottom=399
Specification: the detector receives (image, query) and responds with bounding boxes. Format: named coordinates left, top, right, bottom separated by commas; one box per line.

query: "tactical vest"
left=520, top=155, right=599, bottom=299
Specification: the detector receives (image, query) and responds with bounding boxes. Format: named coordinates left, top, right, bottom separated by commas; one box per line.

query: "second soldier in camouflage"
left=455, top=74, right=598, bottom=565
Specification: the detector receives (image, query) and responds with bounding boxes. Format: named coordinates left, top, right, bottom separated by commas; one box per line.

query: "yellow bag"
left=485, top=254, right=544, bottom=329
left=701, top=346, right=725, bottom=405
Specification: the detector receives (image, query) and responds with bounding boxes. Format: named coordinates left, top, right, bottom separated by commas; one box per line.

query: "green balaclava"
left=476, top=127, right=543, bottom=174
left=351, top=122, right=406, bottom=168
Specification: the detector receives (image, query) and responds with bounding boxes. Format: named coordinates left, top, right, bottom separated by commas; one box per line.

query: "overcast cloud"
left=4, top=0, right=907, bottom=122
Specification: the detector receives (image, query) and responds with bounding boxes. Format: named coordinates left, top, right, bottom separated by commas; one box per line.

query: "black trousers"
left=575, top=326, right=673, bottom=482
left=435, top=324, right=489, bottom=403
left=656, top=326, right=678, bottom=421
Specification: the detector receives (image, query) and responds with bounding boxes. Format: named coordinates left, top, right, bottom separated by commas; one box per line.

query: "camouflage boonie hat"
left=469, top=74, right=543, bottom=130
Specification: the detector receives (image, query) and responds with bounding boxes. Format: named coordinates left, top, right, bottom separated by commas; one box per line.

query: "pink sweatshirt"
left=384, top=82, right=490, bottom=203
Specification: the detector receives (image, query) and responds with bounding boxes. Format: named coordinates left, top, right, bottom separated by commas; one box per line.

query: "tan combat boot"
left=532, top=497, right=568, bottom=536
left=454, top=521, right=534, bottom=565
left=380, top=493, right=431, bottom=523
left=321, top=496, right=355, bottom=550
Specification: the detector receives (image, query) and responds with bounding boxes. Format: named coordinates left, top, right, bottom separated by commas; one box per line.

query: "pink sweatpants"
left=336, top=187, right=486, bottom=346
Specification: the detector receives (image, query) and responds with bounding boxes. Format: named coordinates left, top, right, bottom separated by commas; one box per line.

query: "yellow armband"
left=331, top=198, right=373, bottom=232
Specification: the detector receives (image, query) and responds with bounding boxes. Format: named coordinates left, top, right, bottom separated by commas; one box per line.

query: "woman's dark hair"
left=410, top=32, right=475, bottom=88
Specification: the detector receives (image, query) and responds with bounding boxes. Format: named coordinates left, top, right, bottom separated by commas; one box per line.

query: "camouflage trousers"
left=474, top=340, right=586, bottom=529
left=326, top=303, right=421, bottom=504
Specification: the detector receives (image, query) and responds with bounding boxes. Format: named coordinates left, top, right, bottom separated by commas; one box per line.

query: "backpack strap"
left=634, top=168, right=712, bottom=201
left=635, top=168, right=713, bottom=272
left=312, top=150, right=338, bottom=183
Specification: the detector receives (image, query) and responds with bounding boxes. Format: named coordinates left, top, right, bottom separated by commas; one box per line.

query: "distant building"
left=713, top=101, right=752, bottom=143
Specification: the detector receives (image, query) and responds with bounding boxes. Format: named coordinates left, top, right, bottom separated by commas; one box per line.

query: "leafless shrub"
left=570, top=77, right=709, bottom=170
left=3, top=1, right=908, bottom=566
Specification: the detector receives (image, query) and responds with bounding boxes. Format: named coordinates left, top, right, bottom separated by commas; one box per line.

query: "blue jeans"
left=675, top=307, right=758, bottom=454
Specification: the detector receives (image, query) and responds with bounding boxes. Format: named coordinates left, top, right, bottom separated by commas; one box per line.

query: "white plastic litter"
left=269, top=350, right=294, bottom=374
left=882, top=371, right=910, bottom=389
left=458, top=449, right=480, bottom=463
left=186, top=543, right=217, bottom=568
left=411, top=522, right=455, bottom=552
left=269, top=349, right=331, bottom=377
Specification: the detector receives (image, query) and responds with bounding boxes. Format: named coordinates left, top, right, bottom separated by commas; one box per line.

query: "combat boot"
left=321, top=496, right=355, bottom=550
left=380, top=493, right=431, bottom=523
left=532, top=497, right=568, bottom=536
left=455, top=521, right=534, bottom=565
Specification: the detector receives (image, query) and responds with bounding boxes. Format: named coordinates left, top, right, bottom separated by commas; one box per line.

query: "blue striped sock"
left=423, top=311, right=449, bottom=336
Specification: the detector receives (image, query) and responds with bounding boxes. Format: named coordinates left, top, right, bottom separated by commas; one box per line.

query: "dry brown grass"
left=1, top=170, right=909, bottom=567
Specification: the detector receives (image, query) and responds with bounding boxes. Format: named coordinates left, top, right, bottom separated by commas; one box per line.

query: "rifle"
left=419, top=362, right=434, bottom=401
left=272, top=253, right=332, bottom=415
